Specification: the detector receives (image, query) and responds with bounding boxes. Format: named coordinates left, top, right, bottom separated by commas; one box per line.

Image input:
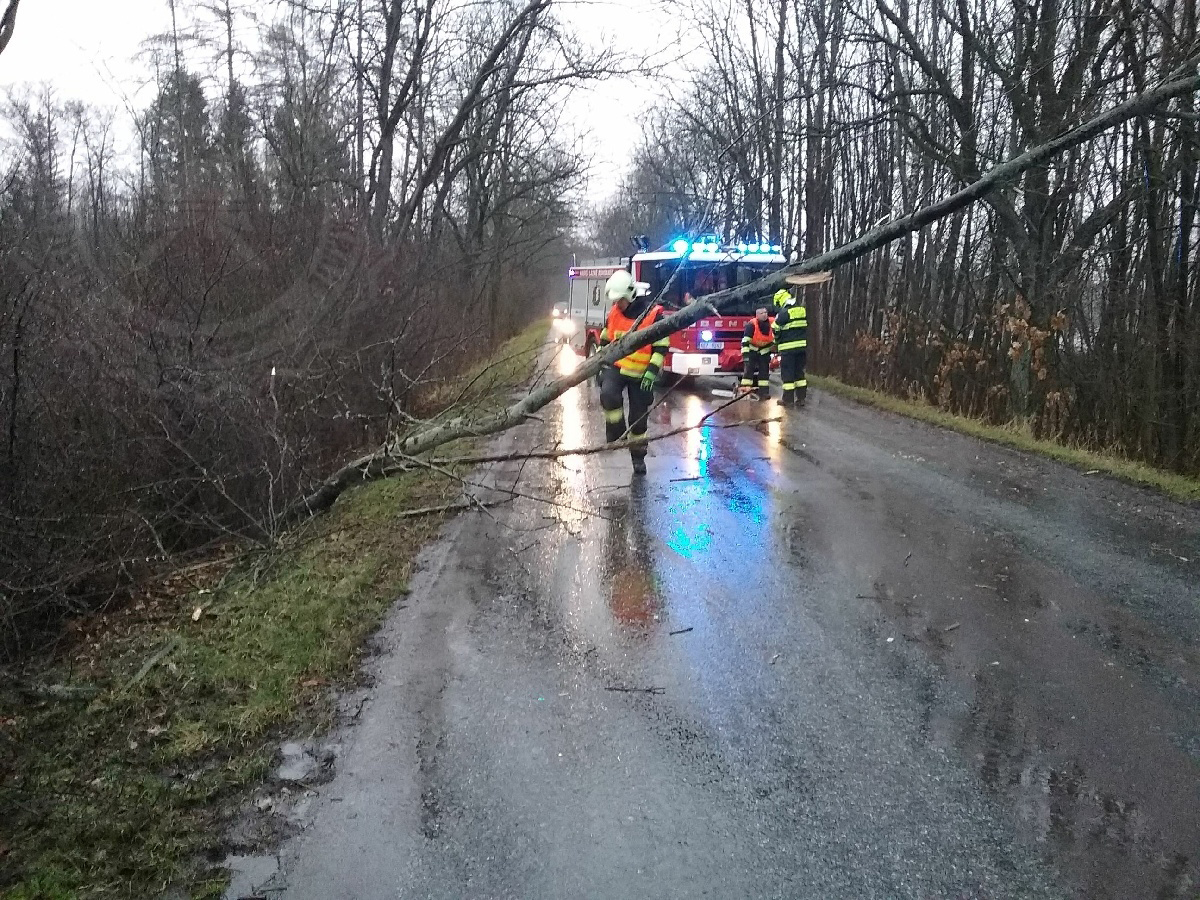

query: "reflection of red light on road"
left=609, top=567, right=657, bottom=626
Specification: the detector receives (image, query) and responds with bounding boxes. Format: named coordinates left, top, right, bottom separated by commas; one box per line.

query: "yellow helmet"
left=772, top=289, right=791, bottom=307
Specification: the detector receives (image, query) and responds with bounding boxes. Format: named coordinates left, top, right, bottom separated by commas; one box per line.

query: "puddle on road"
left=546, top=385, right=784, bottom=655
left=847, top=492, right=1200, bottom=900
left=548, top=378, right=1198, bottom=900
left=600, top=490, right=662, bottom=629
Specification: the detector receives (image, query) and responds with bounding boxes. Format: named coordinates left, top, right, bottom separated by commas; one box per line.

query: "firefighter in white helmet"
left=597, top=270, right=670, bottom=475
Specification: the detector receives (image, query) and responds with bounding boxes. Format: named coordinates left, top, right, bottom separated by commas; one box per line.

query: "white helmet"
left=605, top=269, right=636, bottom=302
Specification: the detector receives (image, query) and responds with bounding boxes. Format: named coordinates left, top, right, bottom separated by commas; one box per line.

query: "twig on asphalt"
left=429, top=392, right=774, bottom=467
left=395, top=498, right=506, bottom=519
left=430, top=415, right=782, bottom=466
left=856, top=593, right=888, bottom=601
left=669, top=626, right=694, bottom=635
left=669, top=476, right=703, bottom=483
left=904, top=552, right=913, bottom=566
left=605, top=685, right=665, bottom=695
left=397, top=453, right=615, bottom=524
left=943, top=622, right=962, bottom=633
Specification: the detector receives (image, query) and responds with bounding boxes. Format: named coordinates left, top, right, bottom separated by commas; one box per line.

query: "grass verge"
left=811, top=374, right=1200, bottom=504
left=0, top=320, right=550, bottom=899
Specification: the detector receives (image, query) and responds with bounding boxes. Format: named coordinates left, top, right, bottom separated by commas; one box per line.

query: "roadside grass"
left=811, top=374, right=1200, bottom=504
left=0, top=320, right=550, bottom=899
left=417, top=321, right=551, bottom=419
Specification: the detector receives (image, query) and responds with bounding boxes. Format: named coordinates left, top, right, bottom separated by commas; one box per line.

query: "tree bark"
left=0, top=0, right=18, bottom=58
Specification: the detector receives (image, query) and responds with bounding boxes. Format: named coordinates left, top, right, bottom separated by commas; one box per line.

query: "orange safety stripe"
left=748, top=319, right=774, bottom=348
left=605, top=304, right=665, bottom=373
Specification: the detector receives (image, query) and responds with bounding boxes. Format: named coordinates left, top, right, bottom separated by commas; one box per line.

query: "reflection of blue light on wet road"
left=725, top=484, right=766, bottom=525
left=667, top=520, right=713, bottom=560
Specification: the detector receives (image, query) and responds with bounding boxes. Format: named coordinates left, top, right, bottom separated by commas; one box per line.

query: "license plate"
left=697, top=341, right=722, bottom=351
left=688, top=367, right=699, bottom=375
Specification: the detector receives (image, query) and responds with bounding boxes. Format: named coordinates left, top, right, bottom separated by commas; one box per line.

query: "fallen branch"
left=0, top=0, right=18, bottom=58
left=397, top=453, right=617, bottom=524
left=118, top=635, right=181, bottom=697
left=605, top=685, right=666, bottom=695
left=432, top=416, right=782, bottom=466
left=4, top=681, right=101, bottom=701
left=284, top=64, right=1200, bottom=524
left=395, top=498, right=506, bottom=519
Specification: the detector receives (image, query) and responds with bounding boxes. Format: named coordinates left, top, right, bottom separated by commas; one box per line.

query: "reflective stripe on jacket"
left=773, top=303, right=807, bottom=352
left=600, top=303, right=670, bottom=375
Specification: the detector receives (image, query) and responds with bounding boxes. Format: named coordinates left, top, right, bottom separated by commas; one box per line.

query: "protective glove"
left=639, top=369, right=657, bottom=393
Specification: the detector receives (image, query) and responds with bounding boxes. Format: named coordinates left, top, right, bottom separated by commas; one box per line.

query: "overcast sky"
left=0, top=0, right=686, bottom=203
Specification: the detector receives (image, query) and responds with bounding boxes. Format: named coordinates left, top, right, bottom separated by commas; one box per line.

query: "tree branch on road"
left=0, top=0, right=18, bottom=59
left=284, top=61, right=1200, bottom=524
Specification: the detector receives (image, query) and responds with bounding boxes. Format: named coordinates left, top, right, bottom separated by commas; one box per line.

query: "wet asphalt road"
left=233, top=348, right=1200, bottom=900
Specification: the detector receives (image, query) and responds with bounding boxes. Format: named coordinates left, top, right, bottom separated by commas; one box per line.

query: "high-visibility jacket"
left=773, top=303, right=807, bottom=352
left=742, top=318, right=775, bottom=354
left=599, top=302, right=670, bottom=376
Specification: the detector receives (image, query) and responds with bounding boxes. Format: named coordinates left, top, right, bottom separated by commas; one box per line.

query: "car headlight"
left=553, top=317, right=576, bottom=335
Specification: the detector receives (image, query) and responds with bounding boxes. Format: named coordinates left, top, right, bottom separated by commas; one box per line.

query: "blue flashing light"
left=748, top=242, right=760, bottom=252
left=672, top=239, right=689, bottom=254
left=771, top=244, right=782, bottom=253
left=738, top=242, right=748, bottom=253
left=691, top=241, right=705, bottom=253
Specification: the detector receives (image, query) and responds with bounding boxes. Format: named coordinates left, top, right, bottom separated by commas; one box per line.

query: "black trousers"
left=780, top=349, right=807, bottom=402
left=741, top=351, right=770, bottom=392
left=600, top=366, right=652, bottom=458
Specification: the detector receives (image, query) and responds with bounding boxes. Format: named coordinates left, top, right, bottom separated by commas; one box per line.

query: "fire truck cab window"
left=646, top=260, right=781, bottom=315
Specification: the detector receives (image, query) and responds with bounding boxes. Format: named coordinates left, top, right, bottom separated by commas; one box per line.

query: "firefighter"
left=597, top=270, right=670, bottom=475
left=740, top=306, right=775, bottom=400
left=772, top=288, right=808, bottom=405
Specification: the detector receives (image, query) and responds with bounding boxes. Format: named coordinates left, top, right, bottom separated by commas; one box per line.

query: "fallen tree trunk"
left=284, top=61, right=1200, bottom=524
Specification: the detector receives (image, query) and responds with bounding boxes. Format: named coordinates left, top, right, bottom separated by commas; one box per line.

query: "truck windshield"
left=642, top=259, right=782, bottom=316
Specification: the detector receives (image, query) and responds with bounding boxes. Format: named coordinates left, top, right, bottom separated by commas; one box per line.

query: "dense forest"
left=3, top=0, right=1199, bottom=656
left=595, top=0, right=1200, bottom=477
left=0, top=0, right=590, bottom=656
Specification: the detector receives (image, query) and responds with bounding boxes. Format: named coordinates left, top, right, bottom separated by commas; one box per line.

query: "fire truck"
left=559, top=240, right=788, bottom=382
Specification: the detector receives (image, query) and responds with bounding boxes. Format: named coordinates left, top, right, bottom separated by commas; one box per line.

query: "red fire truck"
left=562, top=239, right=788, bottom=382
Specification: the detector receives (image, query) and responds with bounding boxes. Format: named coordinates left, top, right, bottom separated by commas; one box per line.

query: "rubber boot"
left=797, top=386, right=807, bottom=406
left=782, top=389, right=794, bottom=405
left=631, top=453, right=647, bottom=476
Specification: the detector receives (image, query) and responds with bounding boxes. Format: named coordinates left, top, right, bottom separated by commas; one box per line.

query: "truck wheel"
left=586, top=339, right=602, bottom=386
